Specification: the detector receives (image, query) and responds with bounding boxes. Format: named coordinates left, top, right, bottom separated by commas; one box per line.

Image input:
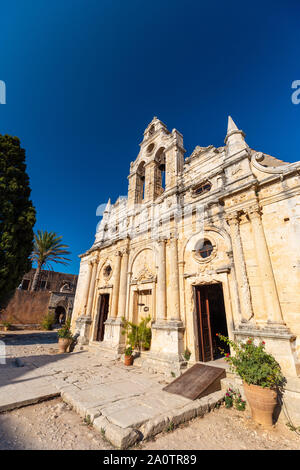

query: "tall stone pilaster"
left=86, top=259, right=98, bottom=317
left=226, top=212, right=253, bottom=323
left=168, top=237, right=181, bottom=321
left=75, top=258, right=94, bottom=345
left=145, top=237, right=185, bottom=376
left=82, top=260, right=93, bottom=315
left=156, top=238, right=167, bottom=321
left=247, top=205, right=284, bottom=325
left=118, top=248, right=129, bottom=318
left=110, top=250, right=122, bottom=318
left=100, top=249, right=125, bottom=356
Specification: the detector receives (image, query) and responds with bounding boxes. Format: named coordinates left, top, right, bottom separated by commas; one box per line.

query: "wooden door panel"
left=96, top=294, right=109, bottom=342
left=195, top=286, right=213, bottom=362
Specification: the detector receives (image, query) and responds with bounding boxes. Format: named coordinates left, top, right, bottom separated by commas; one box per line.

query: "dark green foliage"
left=183, top=348, right=191, bottom=361
left=121, top=315, right=152, bottom=351
left=0, top=134, right=36, bottom=308
left=57, top=319, right=73, bottom=339
left=41, top=312, right=55, bottom=330
left=218, top=334, right=286, bottom=389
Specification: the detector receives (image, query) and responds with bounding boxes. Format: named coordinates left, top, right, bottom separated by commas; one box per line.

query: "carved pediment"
left=132, top=265, right=156, bottom=283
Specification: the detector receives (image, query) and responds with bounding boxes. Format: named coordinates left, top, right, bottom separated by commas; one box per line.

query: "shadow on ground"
left=0, top=331, right=58, bottom=346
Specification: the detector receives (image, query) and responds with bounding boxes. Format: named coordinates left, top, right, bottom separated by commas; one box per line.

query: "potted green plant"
left=137, top=316, right=152, bottom=351
left=218, top=334, right=285, bottom=427
left=124, top=345, right=134, bottom=366
left=57, top=319, right=73, bottom=353
left=2, top=321, right=12, bottom=331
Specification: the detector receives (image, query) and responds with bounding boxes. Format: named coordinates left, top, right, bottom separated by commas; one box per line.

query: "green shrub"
left=41, top=312, right=55, bottom=330
left=122, top=316, right=152, bottom=351
left=57, top=319, right=73, bottom=339
left=218, top=334, right=285, bottom=389
left=125, top=345, right=133, bottom=357
left=137, top=316, right=151, bottom=350
left=224, top=388, right=246, bottom=411
left=183, top=348, right=191, bottom=361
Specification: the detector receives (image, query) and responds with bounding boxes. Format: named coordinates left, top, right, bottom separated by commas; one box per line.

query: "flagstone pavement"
left=0, top=331, right=223, bottom=448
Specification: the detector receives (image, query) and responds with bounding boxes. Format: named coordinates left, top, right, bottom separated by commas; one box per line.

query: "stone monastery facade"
left=72, top=117, right=300, bottom=391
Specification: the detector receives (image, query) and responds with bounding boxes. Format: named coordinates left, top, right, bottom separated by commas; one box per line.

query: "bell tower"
left=128, top=117, right=185, bottom=207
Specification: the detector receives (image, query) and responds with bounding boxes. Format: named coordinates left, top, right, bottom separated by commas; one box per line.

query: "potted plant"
left=137, top=316, right=151, bottom=351
left=218, top=334, right=285, bottom=427
left=57, top=319, right=73, bottom=353
left=124, top=345, right=134, bottom=366
left=2, top=321, right=12, bottom=331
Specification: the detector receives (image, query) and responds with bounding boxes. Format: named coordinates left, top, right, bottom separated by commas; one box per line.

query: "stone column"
left=156, top=238, right=167, bottom=321
left=82, top=260, right=93, bottom=315
left=247, top=205, right=285, bottom=325
left=226, top=212, right=253, bottom=323
left=178, top=260, right=185, bottom=323
left=226, top=250, right=242, bottom=327
left=118, top=248, right=129, bottom=318
left=85, top=259, right=98, bottom=317
left=168, top=237, right=181, bottom=321
left=110, top=250, right=122, bottom=318
left=75, top=258, right=94, bottom=345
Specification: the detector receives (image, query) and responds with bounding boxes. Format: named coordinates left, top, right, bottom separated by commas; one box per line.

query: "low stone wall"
left=0, top=290, right=51, bottom=325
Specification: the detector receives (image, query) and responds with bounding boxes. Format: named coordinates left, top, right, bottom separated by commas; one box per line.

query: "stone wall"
left=0, top=290, right=51, bottom=325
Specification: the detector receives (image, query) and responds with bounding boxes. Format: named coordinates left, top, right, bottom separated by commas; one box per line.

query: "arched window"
left=136, top=161, right=145, bottom=203
left=155, top=147, right=166, bottom=196
left=149, top=125, right=155, bottom=136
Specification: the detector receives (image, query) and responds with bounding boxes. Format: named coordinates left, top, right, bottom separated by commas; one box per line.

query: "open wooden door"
left=194, top=283, right=229, bottom=362
left=96, top=294, right=109, bottom=342
left=195, top=286, right=214, bottom=362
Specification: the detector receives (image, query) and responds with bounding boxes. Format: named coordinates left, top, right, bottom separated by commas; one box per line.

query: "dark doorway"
left=194, top=283, right=229, bottom=362
left=54, top=306, right=66, bottom=325
left=96, top=294, right=110, bottom=342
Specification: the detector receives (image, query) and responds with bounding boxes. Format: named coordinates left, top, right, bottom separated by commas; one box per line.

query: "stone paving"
left=0, top=331, right=224, bottom=448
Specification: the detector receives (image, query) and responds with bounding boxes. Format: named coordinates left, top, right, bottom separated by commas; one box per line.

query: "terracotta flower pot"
left=243, top=382, right=277, bottom=427
left=124, top=354, right=133, bottom=366
left=58, top=337, right=71, bottom=353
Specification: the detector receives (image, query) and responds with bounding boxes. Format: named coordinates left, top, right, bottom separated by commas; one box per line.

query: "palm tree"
left=30, top=230, right=71, bottom=291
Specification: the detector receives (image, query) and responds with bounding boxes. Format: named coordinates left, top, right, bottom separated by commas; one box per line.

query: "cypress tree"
left=0, top=134, right=36, bottom=308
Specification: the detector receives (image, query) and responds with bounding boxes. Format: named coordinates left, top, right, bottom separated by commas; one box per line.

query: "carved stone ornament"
left=131, top=265, right=156, bottom=283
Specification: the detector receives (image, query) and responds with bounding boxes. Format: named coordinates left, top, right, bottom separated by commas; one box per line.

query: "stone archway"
left=54, top=305, right=66, bottom=325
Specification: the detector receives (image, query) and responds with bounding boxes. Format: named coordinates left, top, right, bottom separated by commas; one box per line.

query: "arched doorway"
left=54, top=306, right=66, bottom=325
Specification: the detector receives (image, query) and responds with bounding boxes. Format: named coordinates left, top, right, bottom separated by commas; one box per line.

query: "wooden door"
left=195, top=286, right=214, bottom=362
left=137, top=289, right=152, bottom=322
left=96, top=294, right=109, bottom=342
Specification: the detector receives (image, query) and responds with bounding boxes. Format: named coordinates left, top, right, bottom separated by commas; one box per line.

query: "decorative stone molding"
left=131, top=265, right=156, bottom=284
left=251, top=152, right=299, bottom=175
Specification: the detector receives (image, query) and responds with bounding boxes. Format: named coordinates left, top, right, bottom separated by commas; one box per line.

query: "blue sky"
left=0, top=0, right=299, bottom=274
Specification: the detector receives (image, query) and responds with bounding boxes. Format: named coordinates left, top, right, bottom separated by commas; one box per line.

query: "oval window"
left=197, top=239, right=213, bottom=259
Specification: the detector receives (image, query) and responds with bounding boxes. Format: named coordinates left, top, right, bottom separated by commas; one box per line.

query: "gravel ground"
left=0, top=397, right=299, bottom=450
left=1, top=330, right=300, bottom=451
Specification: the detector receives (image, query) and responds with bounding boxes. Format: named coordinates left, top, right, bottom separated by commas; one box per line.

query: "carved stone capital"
left=246, top=204, right=262, bottom=220
left=225, top=211, right=240, bottom=226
